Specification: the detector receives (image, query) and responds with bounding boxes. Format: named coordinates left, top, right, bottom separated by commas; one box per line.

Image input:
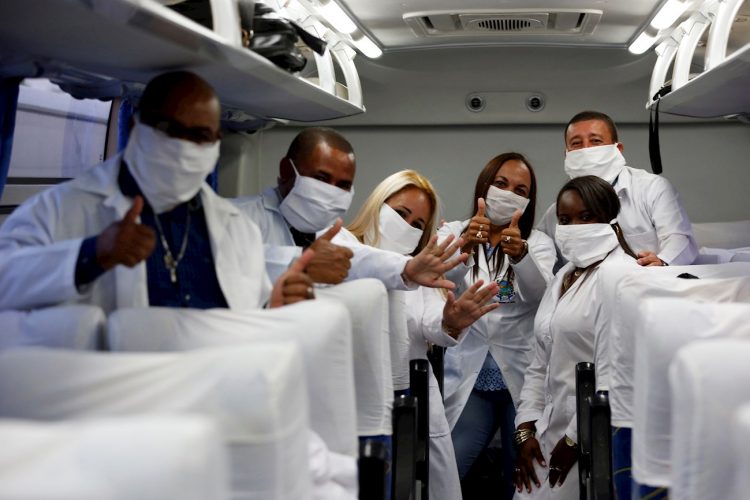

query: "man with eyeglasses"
left=0, top=71, right=312, bottom=311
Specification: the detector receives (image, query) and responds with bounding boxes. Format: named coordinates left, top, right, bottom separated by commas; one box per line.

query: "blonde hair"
left=348, top=170, right=439, bottom=255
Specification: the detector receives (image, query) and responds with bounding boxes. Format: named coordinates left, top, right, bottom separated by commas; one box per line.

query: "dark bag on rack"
left=240, top=2, right=327, bottom=73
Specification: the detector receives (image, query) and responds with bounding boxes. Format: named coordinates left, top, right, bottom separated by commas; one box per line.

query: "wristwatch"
left=564, top=435, right=577, bottom=448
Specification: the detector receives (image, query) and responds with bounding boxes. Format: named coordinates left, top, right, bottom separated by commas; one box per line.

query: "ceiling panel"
left=340, top=0, right=665, bottom=49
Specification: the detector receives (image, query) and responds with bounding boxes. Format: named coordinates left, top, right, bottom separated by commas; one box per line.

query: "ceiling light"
left=319, top=0, right=357, bottom=34
left=651, top=0, right=691, bottom=30
left=353, top=35, right=382, bottom=58
left=629, top=31, right=658, bottom=54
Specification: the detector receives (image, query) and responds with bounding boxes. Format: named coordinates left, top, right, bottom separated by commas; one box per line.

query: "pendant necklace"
left=153, top=210, right=191, bottom=283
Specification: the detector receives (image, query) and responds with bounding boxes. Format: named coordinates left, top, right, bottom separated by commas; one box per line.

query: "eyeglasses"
left=139, top=110, right=222, bottom=144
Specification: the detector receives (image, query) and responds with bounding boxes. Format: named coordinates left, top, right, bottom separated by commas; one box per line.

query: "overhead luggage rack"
left=0, top=0, right=365, bottom=123
left=645, top=0, right=750, bottom=118
left=649, top=42, right=750, bottom=118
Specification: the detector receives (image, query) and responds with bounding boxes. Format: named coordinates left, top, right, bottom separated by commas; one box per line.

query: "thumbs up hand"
left=96, top=195, right=156, bottom=270
left=269, top=248, right=316, bottom=308
left=461, top=197, right=491, bottom=255
left=500, top=209, right=527, bottom=260
left=307, top=218, right=354, bottom=284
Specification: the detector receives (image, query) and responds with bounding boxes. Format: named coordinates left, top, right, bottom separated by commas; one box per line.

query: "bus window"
left=0, top=79, right=111, bottom=224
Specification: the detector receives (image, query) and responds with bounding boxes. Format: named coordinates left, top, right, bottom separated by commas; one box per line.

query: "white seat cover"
left=633, top=298, right=750, bottom=487
left=669, top=340, right=750, bottom=500
left=0, top=305, right=105, bottom=351
left=731, top=404, right=750, bottom=500
left=107, top=299, right=358, bottom=457
left=595, top=262, right=750, bottom=428
left=0, top=346, right=311, bottom=500
left=0, top=416, right=228, bottom=500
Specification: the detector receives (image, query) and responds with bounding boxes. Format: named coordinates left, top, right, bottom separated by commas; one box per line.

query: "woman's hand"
left=500, top=210, right=527, bottom=260
left=441, top=279, right=500, bottom=338
left=403, top=234, right=468, bottom=289
left=514, top=422, right=546, bottom=494
left=548, top=435, right=578, bottom=488
left=460, top=198, right=491, bottom=255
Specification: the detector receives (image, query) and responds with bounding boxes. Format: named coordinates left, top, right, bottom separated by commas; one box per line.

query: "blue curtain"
left=0, top=78, right=22, bottom=200
left=117, top=99, right=135, bottom=152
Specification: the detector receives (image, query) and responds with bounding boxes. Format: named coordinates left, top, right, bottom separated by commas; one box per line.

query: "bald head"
left=138, top=71, right=221, bottom=144
left=279, top=127, right=356, bottom=197
left=286, top=127, right=354, bottom=165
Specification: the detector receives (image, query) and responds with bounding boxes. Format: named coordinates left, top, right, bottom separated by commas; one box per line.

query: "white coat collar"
left=261, top=186, right=283, bottom=213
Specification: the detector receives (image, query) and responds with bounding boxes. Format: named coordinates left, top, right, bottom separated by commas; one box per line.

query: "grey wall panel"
left=238, top=122, right=750, bottom=226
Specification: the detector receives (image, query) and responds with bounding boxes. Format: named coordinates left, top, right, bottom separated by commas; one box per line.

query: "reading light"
left=629, top=31, right=659, bottom=54
left=651, top=0, right=692, bottom=30
left=319, top=0, right=357, bottom=34
left=353, top=35, right=382, bottom=58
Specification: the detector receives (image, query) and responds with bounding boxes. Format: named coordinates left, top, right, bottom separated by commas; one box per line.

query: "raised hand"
left=96, top=195, right=156, bottom=270
left=403, top=234, right=469, bottom=289
left=461, top=197, right=491, bottom=254
left=500, top=209, right=526, bottom=260
left=270, top=248, right=316, bottom=308
left=307, top=218, right=353, bottom=284
left=441, top=279, right=500, bottom=338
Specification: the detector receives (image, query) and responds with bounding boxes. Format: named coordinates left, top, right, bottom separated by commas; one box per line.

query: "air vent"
left=404, top=9, right=602, bottom=38
left=473, top=18, right=542, bottom=31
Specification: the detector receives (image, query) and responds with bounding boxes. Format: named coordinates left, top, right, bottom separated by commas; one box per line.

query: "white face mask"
left=564, top=144, right=626, bottom=184
left=278, top=159, right=354, bottom=233
left=555, top=222, right=619, bottom=268
left=369, top=204, right=424, bottom=255
left=484, top=185, right=530, bottom=226
left=123, top=121, right=219, bottom=214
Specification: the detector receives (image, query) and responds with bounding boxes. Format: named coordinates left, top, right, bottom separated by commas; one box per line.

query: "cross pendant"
left=164, top=254, right=177, bottom=283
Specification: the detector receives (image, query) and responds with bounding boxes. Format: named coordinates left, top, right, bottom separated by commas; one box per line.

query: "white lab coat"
left=233, top=187, right=411, bottom=289
left=0, top=155, right=270, bottom=313
left=404, top=286, right=464, bottom=500
left=438, top=220, right=556, bottom=428
left=539, top=165, right=698, bottom=267
left=513, top=247, right=636, bottom=500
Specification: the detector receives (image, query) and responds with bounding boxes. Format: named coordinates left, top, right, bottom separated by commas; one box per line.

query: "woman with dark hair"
left=438, top=152, right=556, bottom=498
left=513, top=175, right=637, bottom=500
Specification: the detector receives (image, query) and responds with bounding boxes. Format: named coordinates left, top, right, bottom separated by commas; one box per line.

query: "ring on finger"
left=306, top=286, right=315, bottom=299
left=503, top=235, right=511, bottom=243
left=479, top=224, right=484, bottom=231
left=476, top=231, right=483, bottom=239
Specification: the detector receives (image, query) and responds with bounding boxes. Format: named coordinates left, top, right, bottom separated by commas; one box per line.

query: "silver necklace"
left=153, top=210, right=191, bottom=283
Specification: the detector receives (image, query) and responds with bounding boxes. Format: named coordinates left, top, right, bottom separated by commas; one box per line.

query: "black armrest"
left=359, top=439, right=387, bottom=500
left=392, top=395, right=417, bottom=500
left=590, top=391, right=613, bottom=500
left=576, top=361, right=596, bottom=500
left=410, top=359, right=430, bottom=500
left=427, top=345, right=445, bottom=400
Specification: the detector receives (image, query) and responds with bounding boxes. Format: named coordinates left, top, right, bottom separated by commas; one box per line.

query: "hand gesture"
left=500, top=209, right=525, bottom=260
left=403, top=234, right=468, bottom=289
left=96, top=196, right=156, bottom=270
left=307, top=219, right=354, bottom=284
left=636, top=250, right=665, bottom=267
left=514, top=423, right=547, bottom=494
left=270, top=248, right=316, bottom=308
left=441, top=279, right=500, bottom=337
left=461, top=198, right=491, bottom=254
left=548, top=435, right=578, bottom=488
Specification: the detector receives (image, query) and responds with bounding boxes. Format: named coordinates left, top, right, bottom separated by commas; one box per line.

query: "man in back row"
left=539, top=110, right=698, bottom=268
